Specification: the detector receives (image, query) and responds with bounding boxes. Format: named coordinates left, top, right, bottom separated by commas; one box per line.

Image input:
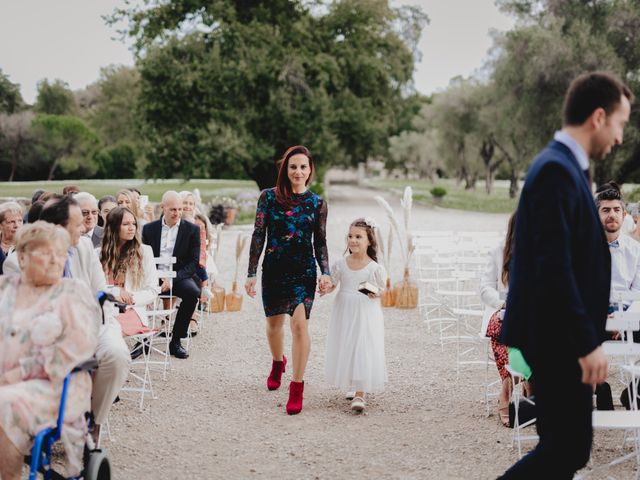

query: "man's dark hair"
left=563, top=71, right=634, bottom=126
left=39, top=194, right=78, bottom=227
left=595, top=181, right=625, bottom=210
left=27, top=201, right=45, bottom=224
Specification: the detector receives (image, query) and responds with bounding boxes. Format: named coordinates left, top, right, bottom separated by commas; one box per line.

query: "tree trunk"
left=509, top=168, right=519, bottom=199
left=47, top=159, right=58, bottom=181
left=485, top=171, right=493, bottom=195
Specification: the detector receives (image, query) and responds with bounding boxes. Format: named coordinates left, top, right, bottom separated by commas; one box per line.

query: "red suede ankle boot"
left=286, top=381, right=304, bottom=415
left=266, top=355, right=287, bottom=391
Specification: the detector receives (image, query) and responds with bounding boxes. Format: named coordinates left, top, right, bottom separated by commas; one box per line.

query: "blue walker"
left=26, top=291, right=114, bottom=479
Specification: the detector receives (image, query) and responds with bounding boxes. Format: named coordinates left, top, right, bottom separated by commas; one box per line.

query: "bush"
left=430, top=186, right=447, bottom=198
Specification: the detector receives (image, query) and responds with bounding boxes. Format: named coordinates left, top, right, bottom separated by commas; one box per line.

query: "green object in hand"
left=508, top=347, right=532, bottom=380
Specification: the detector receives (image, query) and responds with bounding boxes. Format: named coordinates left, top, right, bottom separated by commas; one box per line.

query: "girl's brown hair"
left=100, top=206, right=144, bottom=290
left=501, top=210, right=517, bottom=287
left=346, top=218, right=379, bottom=262
left=275, top=145, right=315, bottom=209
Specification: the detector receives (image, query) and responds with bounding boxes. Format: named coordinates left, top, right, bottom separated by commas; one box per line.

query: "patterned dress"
left=248, top=188, right=330, bottom=319
left=0, top=277, right=99, bottom=476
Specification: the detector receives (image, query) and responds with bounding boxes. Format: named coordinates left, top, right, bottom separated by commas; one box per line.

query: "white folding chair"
left=506, top=364, right=537, bottom=458
left=582, top=292, right=640, bottom=478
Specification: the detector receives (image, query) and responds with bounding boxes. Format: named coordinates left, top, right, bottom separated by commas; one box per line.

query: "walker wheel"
left=84, top=450, right=111, bottom=480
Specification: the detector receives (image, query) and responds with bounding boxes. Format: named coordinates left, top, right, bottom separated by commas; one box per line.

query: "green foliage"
left=95, top=143, right=139, bottom=179
left=430, top=186, right=447, bottom=198
left=34, top=79, right=76, bottom=115
left=111, top=0, right=428, bottom=189
left=31, top=114, right=100, bottom=180
left=0, top=70, right=24, bottom=114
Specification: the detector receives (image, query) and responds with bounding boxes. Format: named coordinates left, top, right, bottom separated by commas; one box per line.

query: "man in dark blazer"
left=499, top=72, right=633, bottom=479
left=142, top=190, right=201, bottom=359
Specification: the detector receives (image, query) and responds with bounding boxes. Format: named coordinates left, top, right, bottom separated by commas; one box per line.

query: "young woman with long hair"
left=99, top=207, right=159, bottom=326
left=245, top=145, right=332, bottom=415
left=480, top=210, right=519, bottom=426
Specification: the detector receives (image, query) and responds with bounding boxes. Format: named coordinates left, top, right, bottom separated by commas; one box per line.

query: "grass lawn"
left=365, top=178, right=519, bottom=214
left=0, top=179, right=259, bottom=203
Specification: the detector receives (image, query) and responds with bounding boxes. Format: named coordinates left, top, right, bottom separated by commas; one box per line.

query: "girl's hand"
left=245, top=277, right=257, bottom=298
left=119, top=289, right=134, bottom=305
left=318, top=275, right=332, bottom=295
left=367, top=292, right=378, bottom=300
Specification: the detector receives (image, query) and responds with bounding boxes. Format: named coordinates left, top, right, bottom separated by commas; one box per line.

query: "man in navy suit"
left=499, top=72, right=633, bottom=478
left=142, top=190, right=201, bottom=359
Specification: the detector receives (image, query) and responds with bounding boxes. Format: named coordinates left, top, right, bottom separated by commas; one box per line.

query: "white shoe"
left=346, top=391, right=356, bottom=400
left=351, top=396, right=365, bottom=413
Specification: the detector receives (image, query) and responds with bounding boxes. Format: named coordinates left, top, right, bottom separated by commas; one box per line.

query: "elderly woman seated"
left=0, top=201, right=24, bottom=275
left=0, top=222, right=99, bottom=480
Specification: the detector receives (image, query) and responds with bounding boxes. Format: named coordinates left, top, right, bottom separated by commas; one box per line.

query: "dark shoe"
left=130, top=341, right=150, bottom=360
left=267, top=355, right=287, bottom=391
left=286, top=381, right=304, bottom=415
left=169, top=340, right=189, bottom=359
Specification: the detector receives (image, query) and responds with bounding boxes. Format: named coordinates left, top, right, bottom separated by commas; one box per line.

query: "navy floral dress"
left=248, top=188, right=330, bottom=319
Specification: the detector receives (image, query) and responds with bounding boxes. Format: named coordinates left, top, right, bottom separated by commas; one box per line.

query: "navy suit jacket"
left=142, top=219, right=201, bottom=282
left=501, top=140, right=611, bottom=368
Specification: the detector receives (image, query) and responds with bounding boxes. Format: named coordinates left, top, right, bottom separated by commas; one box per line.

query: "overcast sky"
left=0, top=0, right=515, bottom=104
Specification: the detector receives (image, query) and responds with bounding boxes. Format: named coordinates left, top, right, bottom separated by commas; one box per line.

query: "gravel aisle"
left=105, top=186, right=631, bottom=479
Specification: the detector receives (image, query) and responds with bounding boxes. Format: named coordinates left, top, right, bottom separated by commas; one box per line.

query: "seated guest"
left=480, top=210, right=519, bottom=426
left=0, top=221, right=99, bottom=479
left=0, top=201, right=24, bottom=275
left=627, top=203, right=640, bottom=243
left=27, top=201, right=45, bottom=224
left=596, top=183, right=640, bottom=305
left=99, top=206, right=159, bottom=329
left=3, top=195, right=130, bottom=441
left=75, top=192, right=103, bottom=248
left=98, top=195, right=117, bottom=228
left=62, top=185, right=80, bottom=195
left=22, top=189, right=45, bottom=223
left=180, top=191, right=209, bottom=334
left=142, top=191, right=201, bottom=359
left=117, top=189, right=146, bottom=228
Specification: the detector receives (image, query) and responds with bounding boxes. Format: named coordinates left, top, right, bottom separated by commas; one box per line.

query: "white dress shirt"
left=609, top=232, right=640, bottom=303
left=159, top=218, right=180, bottom=271
left=554, top=130, right=589, bottom=170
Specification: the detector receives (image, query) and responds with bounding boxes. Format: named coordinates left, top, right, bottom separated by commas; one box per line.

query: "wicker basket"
left=380, top=277, right=396, bottom=307
left=225, top=281, right=243, bottom=312
left=209, top=283, right=226, bottom=313
left=394, top=268, right=418, bottom=309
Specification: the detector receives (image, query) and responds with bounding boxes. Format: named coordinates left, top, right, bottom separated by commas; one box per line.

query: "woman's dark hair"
left=31, top=189, right=45, bottom=204
left=502, top=210, right=517, bottom=287
left=39, top=194, right=77, bottom=227
left=275, top=145, right=315, bottom=209
left=345, top=218, right=378, bottom=263
left=563, top=71, right=633, bottom=126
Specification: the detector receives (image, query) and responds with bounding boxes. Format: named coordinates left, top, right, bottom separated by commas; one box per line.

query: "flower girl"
left=324, top=217, right=388, bottom=413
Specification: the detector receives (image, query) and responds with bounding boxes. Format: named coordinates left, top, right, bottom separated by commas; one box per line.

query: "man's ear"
left=591, top=107, right=607, bottom=130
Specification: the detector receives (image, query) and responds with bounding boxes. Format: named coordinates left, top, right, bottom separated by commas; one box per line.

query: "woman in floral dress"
left=0, top=222, right=99, bottom=479
left=245, top=145, right=332, bottom=415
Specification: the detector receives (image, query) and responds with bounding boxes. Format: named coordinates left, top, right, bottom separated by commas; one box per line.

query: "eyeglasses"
left=81, top=210, right=99, bottom=217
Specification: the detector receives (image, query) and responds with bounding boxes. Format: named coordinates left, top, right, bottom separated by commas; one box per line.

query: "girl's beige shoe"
left=351, top=396, right=366, bottom=412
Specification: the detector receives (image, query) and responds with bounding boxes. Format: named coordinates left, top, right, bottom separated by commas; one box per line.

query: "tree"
left=31, top=114, right=99, bottom=180
left=85, top=65, right=141, bottom=146
left=34, top=79, right=76, bottom=115
left=0, top=111, right=34, bottom=181
left=111, top=0, right=428, bottom=189
left=94, top=143, right=139, bottom=178
left=0, top=70, right=24, bottom=113
left=494, top=0, right=640, bottom=186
